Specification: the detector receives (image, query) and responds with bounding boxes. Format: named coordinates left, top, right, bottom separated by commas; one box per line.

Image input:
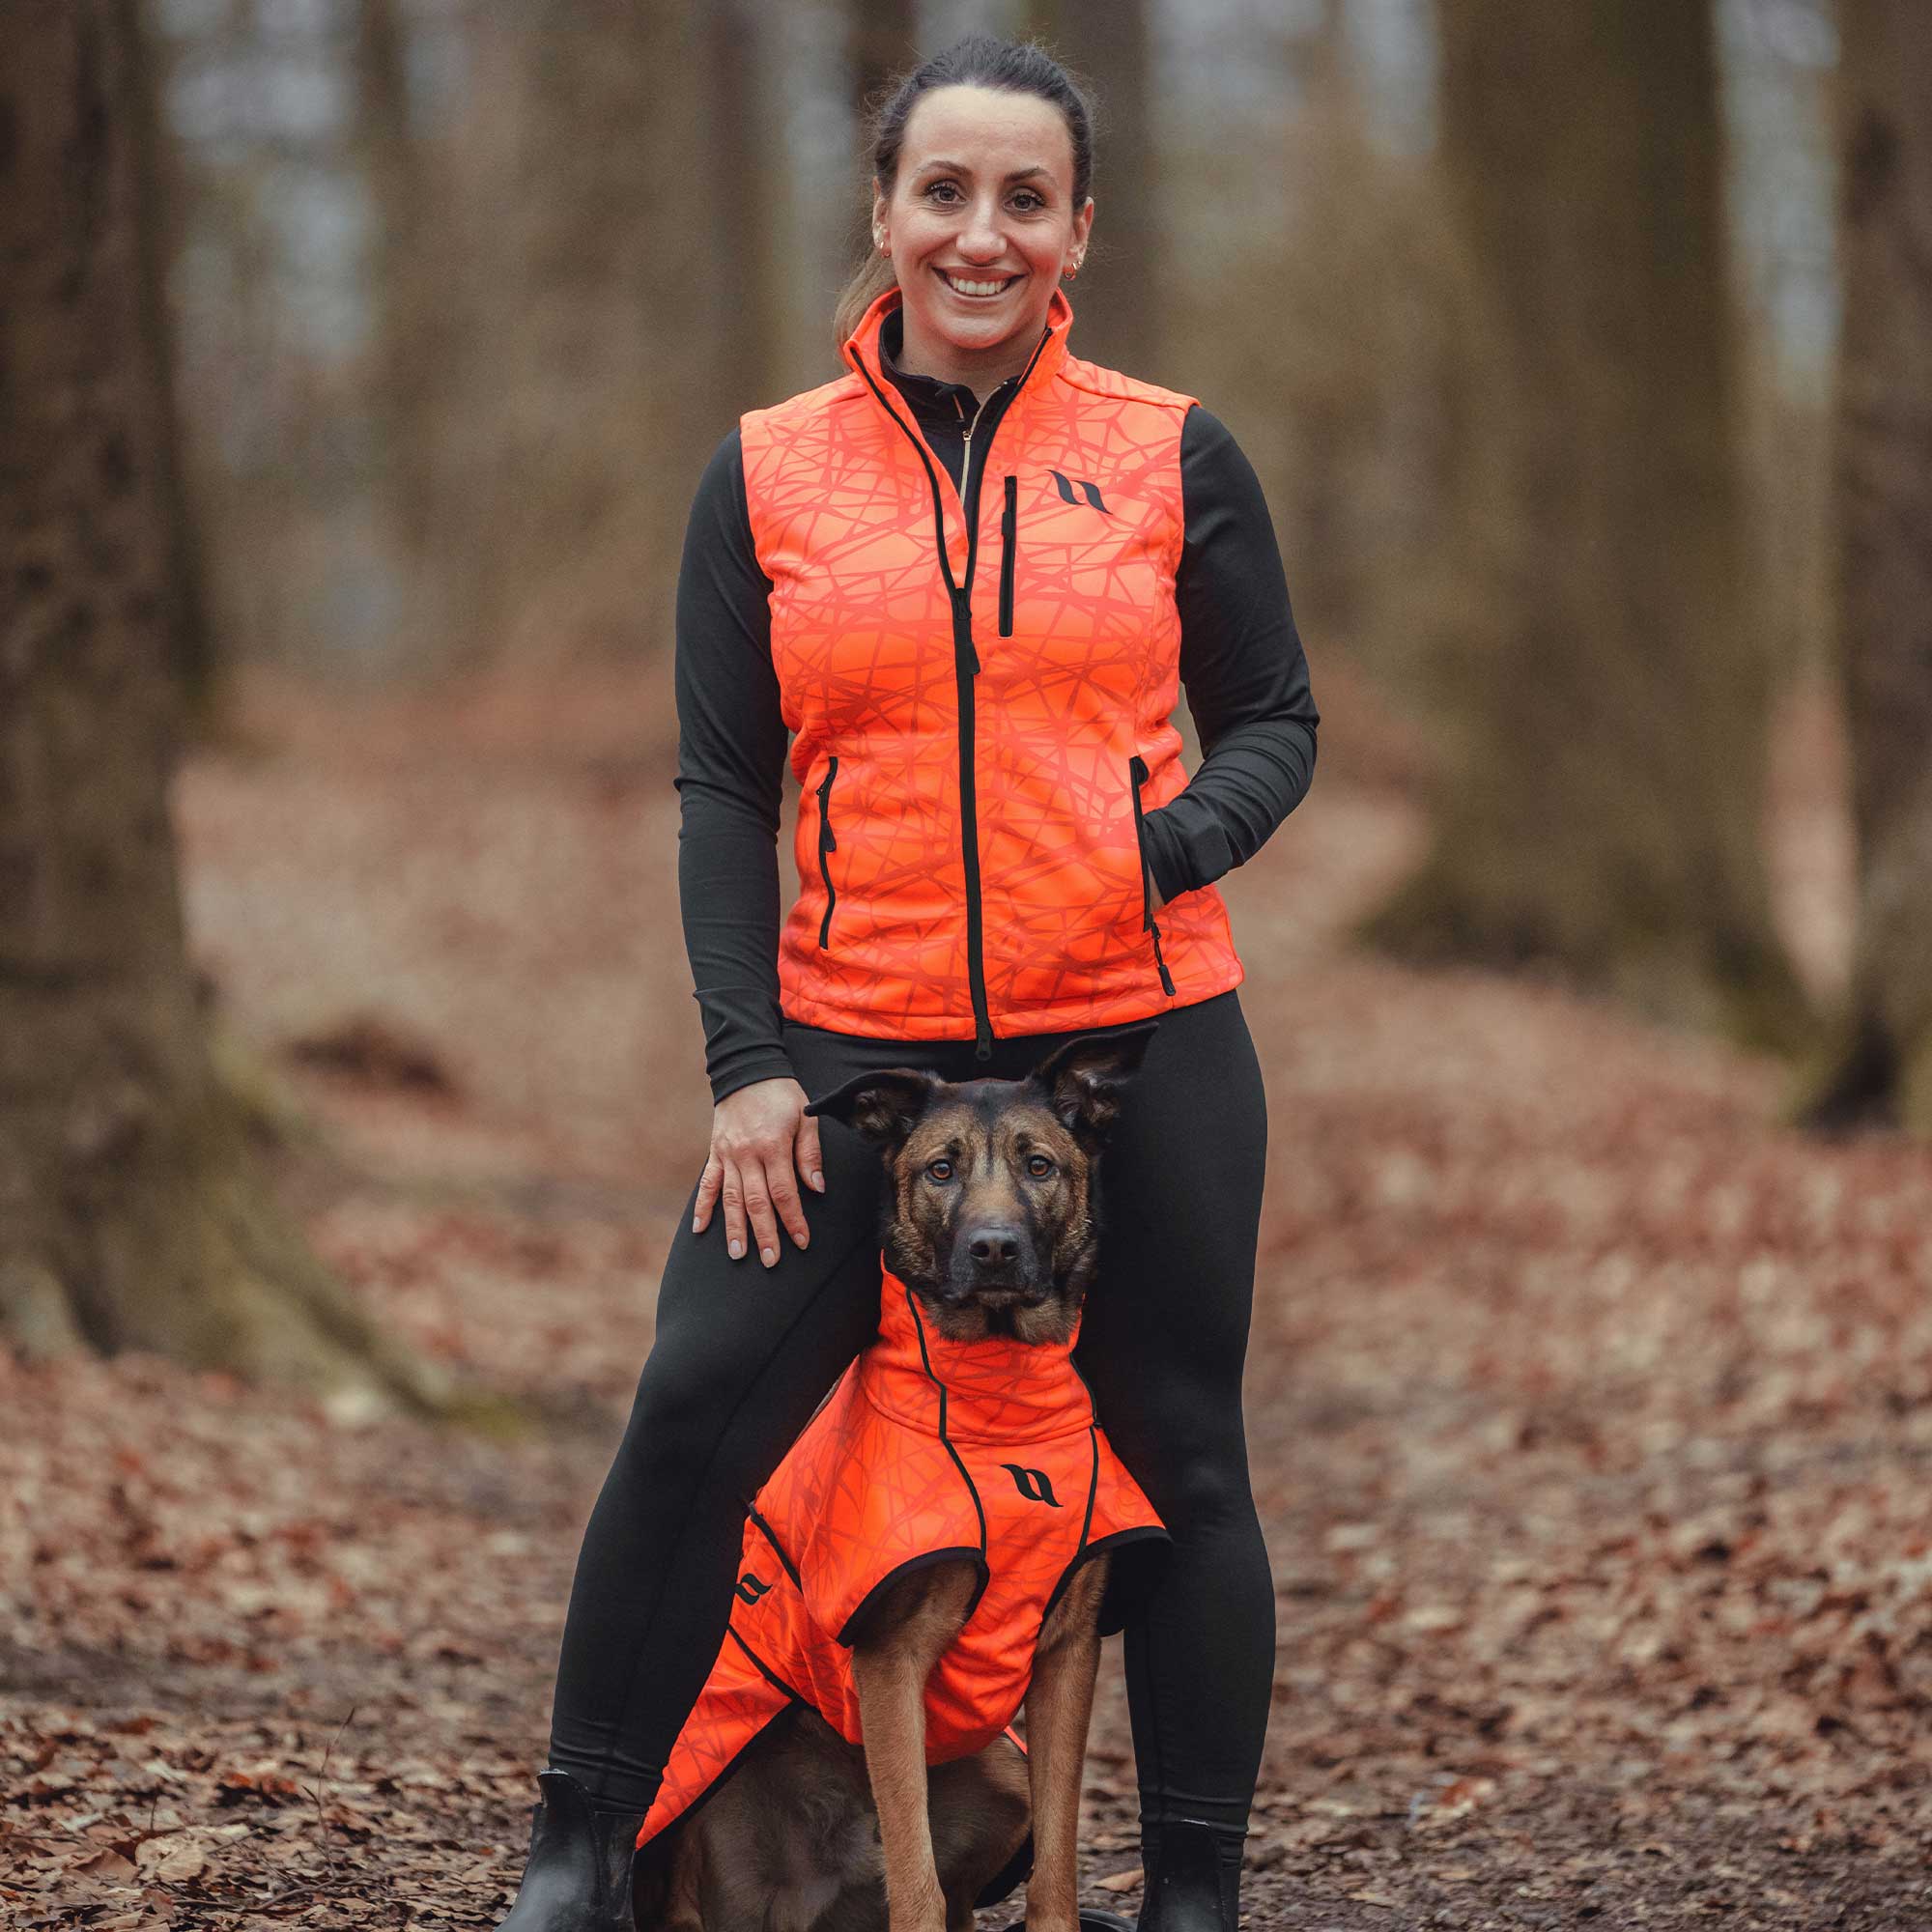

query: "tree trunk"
left=0, top=0, right=440, bottom=1414
left=706, top=0, right=781, bottom=412
left=351, top=0, right=437, bottom=561
left=1361, top=0, right=1809, bottom=1052
left=1794, top=0, right=1932, bottom=1133
left=850, top=0, right=917, bottom=124
left=1024, top=0, right=1159, bottom=382
left=123, top=0, right=223, bottom=723
left=421, top=0, right=720, bottom=663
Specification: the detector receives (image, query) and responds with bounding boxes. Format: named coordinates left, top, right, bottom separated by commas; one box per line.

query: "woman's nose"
left=958, top=198, right=1008, bottom=261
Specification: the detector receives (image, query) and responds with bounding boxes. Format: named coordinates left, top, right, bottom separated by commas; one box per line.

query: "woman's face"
left=872, top=84, right=1094, bottom=390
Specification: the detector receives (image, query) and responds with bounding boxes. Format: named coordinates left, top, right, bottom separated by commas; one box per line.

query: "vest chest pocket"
left=816, top=755, right=839, bottom=948
left=1127, top=756, right=1177, bottom=997
left=999, top=474, right=1017, bottom=638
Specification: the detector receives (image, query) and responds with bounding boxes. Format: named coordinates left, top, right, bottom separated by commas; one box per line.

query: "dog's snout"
left=966, top=1225, right=1025, bottom=1271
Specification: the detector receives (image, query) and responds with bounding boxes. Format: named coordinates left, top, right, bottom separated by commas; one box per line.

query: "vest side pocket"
left=1127, top=756, right=1177, bottom=997
left=999, top=474, right=1016, bottom=639
left=816, top=755, right=839, bottom=948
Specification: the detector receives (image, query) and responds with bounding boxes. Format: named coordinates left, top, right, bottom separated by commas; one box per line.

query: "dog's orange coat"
left=636, top=1259, right=1167, bottom=1850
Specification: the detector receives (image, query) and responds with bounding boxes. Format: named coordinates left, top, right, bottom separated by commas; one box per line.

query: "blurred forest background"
left=7, top=1, right=1932, bottom=1926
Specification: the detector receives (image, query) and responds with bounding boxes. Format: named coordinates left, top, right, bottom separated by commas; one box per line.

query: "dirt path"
left=5, top=674, right=1928, bottom=1929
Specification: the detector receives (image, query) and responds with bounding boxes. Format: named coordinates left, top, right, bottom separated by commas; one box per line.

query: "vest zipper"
left=1128, top=755, right=1178, bottom=998
left=999, top=474, right=1016, bottom=638
left=815, top=754, right=839, bottom=948
left=849, top=327, right=1056, bottom=1062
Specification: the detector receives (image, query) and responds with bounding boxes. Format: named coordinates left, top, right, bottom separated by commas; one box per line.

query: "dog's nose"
left=965, top=1225, right=1025, bottom=1271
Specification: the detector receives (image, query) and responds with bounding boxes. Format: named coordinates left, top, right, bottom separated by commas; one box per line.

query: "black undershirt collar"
left=877, top=305, right=1048, bottom=421
left=876, top=304, right=1046, bottom=491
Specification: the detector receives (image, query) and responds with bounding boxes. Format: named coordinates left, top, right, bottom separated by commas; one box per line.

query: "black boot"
left=494, top=1769, right=644, bottom=1931
left=1134, top=1817, right=1246, bottom=1932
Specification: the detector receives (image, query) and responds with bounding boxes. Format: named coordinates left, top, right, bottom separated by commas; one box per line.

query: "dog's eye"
left=925, top=1158, right=953, bottom=1182
left=1025, top=1154, right=1055, bottom=1179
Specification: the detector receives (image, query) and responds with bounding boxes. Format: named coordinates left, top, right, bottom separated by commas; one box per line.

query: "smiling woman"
left=869, top=87, right=1093, bottom=396
left=489, top=31, right=1318, bottom=1932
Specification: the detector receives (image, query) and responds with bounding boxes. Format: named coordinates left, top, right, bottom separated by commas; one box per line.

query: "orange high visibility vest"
left=636, top=1261, right=1168, bottom=1850
left=743, top=284, right=1244, bottom=1061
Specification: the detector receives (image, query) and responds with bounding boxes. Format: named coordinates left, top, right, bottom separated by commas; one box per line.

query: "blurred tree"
left=0, top=0, right=440, bottom=1412
left=707, top=0, right=781, bottom=410
left=1023, top=0, right=1158, bottom=380
left=851, top=0, right=917, bottom=121
left=127, top=0, right=223, bottom=724
left=1360, top=0, right=1810, bottom=1052
left=419, top=0, right=723, bottom=664
left=1796, top=0, right=1932, bottom=1135
left=351, top=0, right=436, bottom=560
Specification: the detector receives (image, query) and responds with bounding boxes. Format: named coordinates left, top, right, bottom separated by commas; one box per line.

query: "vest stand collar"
left=842, top=282, right=1074, bottom=421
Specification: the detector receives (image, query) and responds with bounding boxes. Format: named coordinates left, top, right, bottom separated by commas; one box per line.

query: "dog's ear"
left=1027, top=1022, right=1160, bottom=1142
left=803, top=1067, right=940, bottom=1153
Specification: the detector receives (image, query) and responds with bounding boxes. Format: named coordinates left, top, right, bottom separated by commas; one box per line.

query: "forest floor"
left=5, top=666, right=1931, bottom=1931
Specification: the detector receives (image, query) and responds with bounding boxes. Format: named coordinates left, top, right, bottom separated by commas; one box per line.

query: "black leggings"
left=548, top=988, right=1272, bottom=1838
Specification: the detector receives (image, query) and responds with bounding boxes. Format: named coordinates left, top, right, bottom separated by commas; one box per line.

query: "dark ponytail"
left=832, top=32, right=1098, bottom=351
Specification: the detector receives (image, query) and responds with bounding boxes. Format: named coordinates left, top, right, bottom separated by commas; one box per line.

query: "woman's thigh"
left=637, top=1023, right=989, bottom=1486
left=1065, top=990, right=1270, bottom=1493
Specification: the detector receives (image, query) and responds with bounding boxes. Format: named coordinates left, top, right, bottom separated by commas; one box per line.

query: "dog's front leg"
left=1022, top=1556, right=1110, bottom=1932
left=850, top=1562, right=980, bottom=1932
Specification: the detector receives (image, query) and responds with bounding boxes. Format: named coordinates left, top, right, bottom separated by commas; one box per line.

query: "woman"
left=496, top=32, right=1318, bottom=1932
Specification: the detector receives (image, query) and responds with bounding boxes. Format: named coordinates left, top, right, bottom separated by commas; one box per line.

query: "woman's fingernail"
left=692, top=1216, right=701, bottom=1233
left=810, top=1171, right=824, bottom=1191
left=729, top=1238, right=744, bottom=1259
left=761, top=1246, right=776, bottom=1266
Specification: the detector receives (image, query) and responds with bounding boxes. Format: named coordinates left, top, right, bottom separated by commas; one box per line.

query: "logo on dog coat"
left=1001, top=1463, right=1062, bottom=1506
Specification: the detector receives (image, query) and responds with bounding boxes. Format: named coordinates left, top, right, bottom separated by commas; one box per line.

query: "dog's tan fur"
left=638, top=1029, right=1157, bottom=1932
left=647, top=1554, right=1109, bottom=1932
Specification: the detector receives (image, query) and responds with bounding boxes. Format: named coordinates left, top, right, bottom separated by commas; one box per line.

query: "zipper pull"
left=952, top=588, right=980, bottom=675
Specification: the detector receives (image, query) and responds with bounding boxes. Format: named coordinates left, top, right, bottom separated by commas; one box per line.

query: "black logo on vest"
left=735, top=1570, right=774, bottom=1604
left=1001, top=1463, right=1063, bottom=1507
left=1047, top=469, right=1110, bottom=515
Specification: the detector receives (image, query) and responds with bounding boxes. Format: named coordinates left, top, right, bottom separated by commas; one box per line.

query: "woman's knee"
left=612, top=1322, right=819, bottom=1509
left=611, top=1346, right=740, bottom=1495
left=1107, top=1408, right=1255, bottom=1538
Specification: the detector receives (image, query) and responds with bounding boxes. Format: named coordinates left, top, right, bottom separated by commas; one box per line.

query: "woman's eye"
left=926, top=1159, right=953, bottom=1182
left=923, top=183, right=1045, bottom=212
left=1026, top=1154, right=1054, bottom=1179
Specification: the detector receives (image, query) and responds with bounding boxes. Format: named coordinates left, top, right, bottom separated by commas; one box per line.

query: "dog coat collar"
left=637, top=1257, right=1169, bottom=1850
left=856, top=1257, right=1107, bottom=1446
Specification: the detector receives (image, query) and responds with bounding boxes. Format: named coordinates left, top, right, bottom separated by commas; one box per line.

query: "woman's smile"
left=937, top=268, right=1022, bottom=299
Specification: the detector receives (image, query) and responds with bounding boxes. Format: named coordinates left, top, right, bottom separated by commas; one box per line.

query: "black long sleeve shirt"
left=674, top=311, right=1320, bottom=1106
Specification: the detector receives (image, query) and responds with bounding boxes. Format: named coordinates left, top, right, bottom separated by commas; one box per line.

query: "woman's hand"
left=694, top=1076, right=826, bottom=1267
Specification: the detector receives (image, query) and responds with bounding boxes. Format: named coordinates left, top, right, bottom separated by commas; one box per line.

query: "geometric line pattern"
left=742, top=284, right=1246, bottom=1043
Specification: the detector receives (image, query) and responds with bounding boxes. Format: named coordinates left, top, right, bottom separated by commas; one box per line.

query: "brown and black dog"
left=635, top=1023, right=1161, bottom=1932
